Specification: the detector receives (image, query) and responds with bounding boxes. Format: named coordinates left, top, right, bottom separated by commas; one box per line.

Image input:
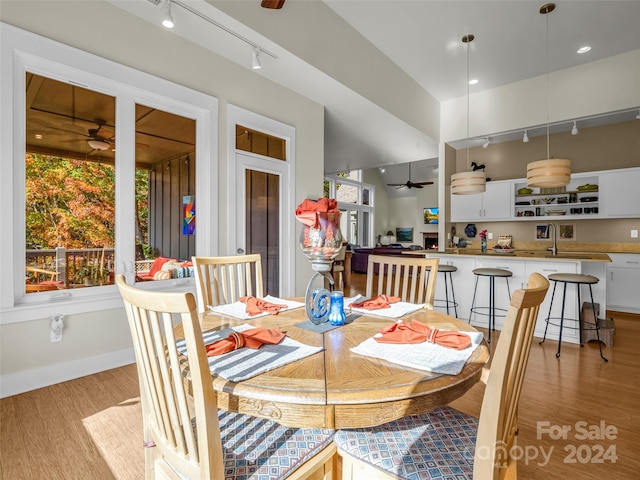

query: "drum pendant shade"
left=451, top=171, right=486, bottom=195
left=527, top=158, right=571, bottom=187
left=450, top=34, right=486, bottom=195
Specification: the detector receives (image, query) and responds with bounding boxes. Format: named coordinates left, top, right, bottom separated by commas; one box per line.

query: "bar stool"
left=469, top=268, right=512, bottom=343
left=428, top=264, right=458, bottom=317
left=539, top=273, right=607, bottom=361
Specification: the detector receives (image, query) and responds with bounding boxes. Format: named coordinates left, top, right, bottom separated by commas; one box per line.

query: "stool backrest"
left=474, top=272, right=550, bottom=479
left=366, top=255, right=439, bottom=309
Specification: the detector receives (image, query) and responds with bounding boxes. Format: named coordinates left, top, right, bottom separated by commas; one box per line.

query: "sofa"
left=351, top=246, right=423, bottom=274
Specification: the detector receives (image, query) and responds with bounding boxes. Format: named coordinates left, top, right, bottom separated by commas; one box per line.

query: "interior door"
left=235, top=152, right=289, bottom=297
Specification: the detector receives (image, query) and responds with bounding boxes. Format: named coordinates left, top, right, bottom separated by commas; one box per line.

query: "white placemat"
left=177, top=324, right=323, bottom=382
left=207, top=295, right=304, bottom=320
left=345, top=295, right=425, bottom=318
left=350, top=328, right=484, bottom=375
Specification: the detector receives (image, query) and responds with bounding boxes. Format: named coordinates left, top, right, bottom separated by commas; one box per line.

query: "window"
left=324, top=172, right=374, bottom=247
left=1, top=24, right=217, bottom=323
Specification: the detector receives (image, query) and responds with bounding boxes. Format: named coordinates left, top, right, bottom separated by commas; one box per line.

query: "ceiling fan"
left=85, top=119, right=113, bottom=151
left=261, top=0, right=285, bottom=9
left=387, top=163, right=434, bottom=189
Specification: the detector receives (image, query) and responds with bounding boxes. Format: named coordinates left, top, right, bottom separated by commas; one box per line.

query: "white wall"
left=0, top=0, right=324, bottom=396
left=441, top=49, right=640, bottom=143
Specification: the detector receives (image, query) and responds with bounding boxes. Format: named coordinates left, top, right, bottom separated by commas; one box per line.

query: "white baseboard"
left=0, top=347, right=135, bottom=398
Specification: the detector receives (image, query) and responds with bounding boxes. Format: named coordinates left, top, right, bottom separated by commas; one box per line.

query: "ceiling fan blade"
left=261, top=0, right=285, bottom=9
left=413, top=181, right=434, bottom=186
left=386, top=183, right=405, bottom=187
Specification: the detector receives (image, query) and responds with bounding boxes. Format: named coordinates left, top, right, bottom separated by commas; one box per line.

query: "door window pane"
left=236, top=125, right=285, bottom=161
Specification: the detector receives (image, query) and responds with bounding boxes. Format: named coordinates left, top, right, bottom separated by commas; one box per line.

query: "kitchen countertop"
left=411, top=249, right=612, bottom=262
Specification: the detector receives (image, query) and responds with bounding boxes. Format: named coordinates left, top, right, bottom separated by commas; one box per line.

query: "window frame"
left=324, top=173, right=375, bottom=247
left=0, top=23, right=218, bottom=324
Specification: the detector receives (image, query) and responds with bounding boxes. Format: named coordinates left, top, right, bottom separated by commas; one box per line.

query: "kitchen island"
left=411, top=249, right=611, bottom=344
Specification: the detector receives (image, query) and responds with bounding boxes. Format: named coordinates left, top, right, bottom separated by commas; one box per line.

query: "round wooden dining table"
left=196, top=301, right=489, bottom=429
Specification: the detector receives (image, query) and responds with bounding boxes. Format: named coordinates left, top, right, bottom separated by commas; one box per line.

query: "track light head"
left=252, top=48, right=262, bottom=70
left=482, top=138, right=490, bottom=149
left=571, top=121, right=578, bottom=135
left=523, top=130, right=529, bottom=143
left=162, top=0, right=174, bottom=28
left=636, top=109, right=640, bottom=120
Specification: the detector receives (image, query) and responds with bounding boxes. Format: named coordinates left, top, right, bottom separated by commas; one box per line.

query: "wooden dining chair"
left=115, top=275, right=337, bottom=480
left=192, top=254, right=263, bottom=312
left=334, top=272, right=550, bottom=480
left=330, top=244, right=347, bottom=288
left=366, top=254, right=439, bottom=309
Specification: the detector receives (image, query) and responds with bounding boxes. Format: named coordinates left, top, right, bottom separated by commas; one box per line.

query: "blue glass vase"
left=328, top=291, right=346, bottom=326
left=481, top=237, right=487, bottom=253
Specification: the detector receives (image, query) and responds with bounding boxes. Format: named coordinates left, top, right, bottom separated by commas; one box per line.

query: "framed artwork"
left=182, top=195, right=195, bottom=235
left=558, top=223, right=576, bottom=241
left=423, top=207, right=439, bottom=224
left=535, top=224, right=549, bottom=240
left=396, top=227, right=414, bottom=242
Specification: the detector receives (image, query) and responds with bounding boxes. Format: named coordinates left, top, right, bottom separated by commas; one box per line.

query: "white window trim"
left=227, top=105, right=296, bottom=298
left=324, top=174, right=375, bottom=246
left=0, top=23, right=218, bottom=324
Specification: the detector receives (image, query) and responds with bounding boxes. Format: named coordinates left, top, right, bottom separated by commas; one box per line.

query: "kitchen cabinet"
left=512, top=174, right=600, bottom=221
left=427, top=256, right=476, bottom=320
left=425, top=252, right=609, bottom=344
left=600, top=167, right=640, bottom=218
left=450, top=180, right=512, bottom=222
left=471, top=258, right=527, bottom=332
left=607, top=253, right=640, bottom=314
left=525, top=261, right=579, bottom=342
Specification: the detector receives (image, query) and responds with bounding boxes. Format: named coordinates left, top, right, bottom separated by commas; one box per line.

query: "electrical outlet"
left=50, top=315, right=64, bottom=343
left=487, top=232, right=493, bottom=240
left=632, top=230, right=638, bottom=239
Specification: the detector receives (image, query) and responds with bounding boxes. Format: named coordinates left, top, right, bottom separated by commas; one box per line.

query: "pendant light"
left=451, top=34, right=486, bottom=195
left=527, top=3, right=571, bottom=188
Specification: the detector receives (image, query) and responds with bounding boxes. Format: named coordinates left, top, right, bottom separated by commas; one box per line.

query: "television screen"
left=423, top=208, right=438, bottom=224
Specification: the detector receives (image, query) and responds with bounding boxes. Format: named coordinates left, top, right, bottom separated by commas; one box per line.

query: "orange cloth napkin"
left=375, top=319, right=472, bottom=350
left=350, top=295, right=400, bottom=310
left=295, top=198, right=339, bottom=228
left=239, top=296, right=288, bottom=316
left=206, top=327, right=285, bottom=356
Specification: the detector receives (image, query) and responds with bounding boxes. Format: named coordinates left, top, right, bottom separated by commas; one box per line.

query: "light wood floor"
left=2, top=273, right=639, bottom=479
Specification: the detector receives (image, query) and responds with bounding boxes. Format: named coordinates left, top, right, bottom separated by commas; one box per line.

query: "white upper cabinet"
left=451, top=180, right=513, bottom=222
left=600, top=167, right=640, bottom=218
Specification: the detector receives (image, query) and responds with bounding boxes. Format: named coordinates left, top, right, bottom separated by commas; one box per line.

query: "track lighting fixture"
left=523, top=130, right=529, bottom=143
left=571, top=121, right=578, bottom=135
left=252, top=47, right=262, bottom=70
left=482, top=138, right=490, bottom=149
left=636, top=109, right=640, bottom=120
left=162, top=0, right=174, bottom=29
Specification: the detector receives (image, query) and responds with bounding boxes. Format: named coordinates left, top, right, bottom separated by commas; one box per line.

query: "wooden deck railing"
left=26, top=247, right=115, bottom=289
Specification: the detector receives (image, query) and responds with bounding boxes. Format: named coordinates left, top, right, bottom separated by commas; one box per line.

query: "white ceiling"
left=111, top=0, right=640, bottom=181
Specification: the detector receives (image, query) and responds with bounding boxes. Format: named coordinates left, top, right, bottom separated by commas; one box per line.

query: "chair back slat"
left=474, top=272, right=550, bottom=479
left=116, top=275, right=222, bottom=479
left=192, top=255, right=264, bottom=312
left=366, top=255, right=439, bottom=309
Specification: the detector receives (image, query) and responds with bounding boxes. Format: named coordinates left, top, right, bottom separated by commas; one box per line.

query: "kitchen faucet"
left=547, top=223, right=558, bottom=256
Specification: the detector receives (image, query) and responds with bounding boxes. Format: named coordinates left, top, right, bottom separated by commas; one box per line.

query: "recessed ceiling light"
left=468, top=79, right=479, bottom=85
left=577, top=46, right=591, bottom=54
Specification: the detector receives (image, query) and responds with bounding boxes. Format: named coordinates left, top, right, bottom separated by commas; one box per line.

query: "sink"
left=545, top=254, right=592, bottom=259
